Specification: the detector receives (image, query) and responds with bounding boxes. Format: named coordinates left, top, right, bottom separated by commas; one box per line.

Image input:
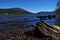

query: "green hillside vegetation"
left=0, top=8, right=32, bottom=14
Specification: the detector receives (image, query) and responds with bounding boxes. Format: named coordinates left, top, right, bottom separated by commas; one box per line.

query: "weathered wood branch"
left=36, top=21, right=60, bottom=37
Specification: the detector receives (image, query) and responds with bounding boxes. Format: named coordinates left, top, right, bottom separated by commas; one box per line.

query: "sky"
left=0, top=0, right=58, bottom=13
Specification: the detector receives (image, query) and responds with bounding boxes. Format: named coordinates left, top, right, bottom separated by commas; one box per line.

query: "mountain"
left=0, top=8, right=32, bottom=14
left=37, top=11, right=55, bottom=13
left=36, top=11, right=55, bottom=16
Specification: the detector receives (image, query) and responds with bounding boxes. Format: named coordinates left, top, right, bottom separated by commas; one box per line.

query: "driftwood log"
left=35, top=21, right=60, bottom=38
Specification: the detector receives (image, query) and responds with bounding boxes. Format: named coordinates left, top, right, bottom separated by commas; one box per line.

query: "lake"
left=0, top=12, right=59, bottom=27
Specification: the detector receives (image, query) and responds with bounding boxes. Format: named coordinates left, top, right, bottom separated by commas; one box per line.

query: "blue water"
left=0, top=12, right=56, bottom=27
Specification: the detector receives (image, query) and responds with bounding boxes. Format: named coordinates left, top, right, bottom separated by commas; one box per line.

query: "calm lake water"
left=0, top=12, right=59, bottom=27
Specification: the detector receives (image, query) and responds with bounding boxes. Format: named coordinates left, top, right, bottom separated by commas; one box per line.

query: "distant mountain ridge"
left=36, top=11, right=55, bottom=14
left=0, top=8, right=32, bottom=14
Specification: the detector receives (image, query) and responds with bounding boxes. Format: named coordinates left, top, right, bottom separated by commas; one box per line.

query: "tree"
left=55, top=7, right=60, bottom=15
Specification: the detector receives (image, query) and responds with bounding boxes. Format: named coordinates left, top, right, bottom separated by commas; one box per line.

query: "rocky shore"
left=0, top=25, right=35, bottom=40
left=0, top=25, right=50, bottom=40
left=0, top=21, right=60, bottom=40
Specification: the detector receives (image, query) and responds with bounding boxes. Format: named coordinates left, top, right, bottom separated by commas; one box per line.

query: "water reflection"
left=0, top=13, right=59, bottom=27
